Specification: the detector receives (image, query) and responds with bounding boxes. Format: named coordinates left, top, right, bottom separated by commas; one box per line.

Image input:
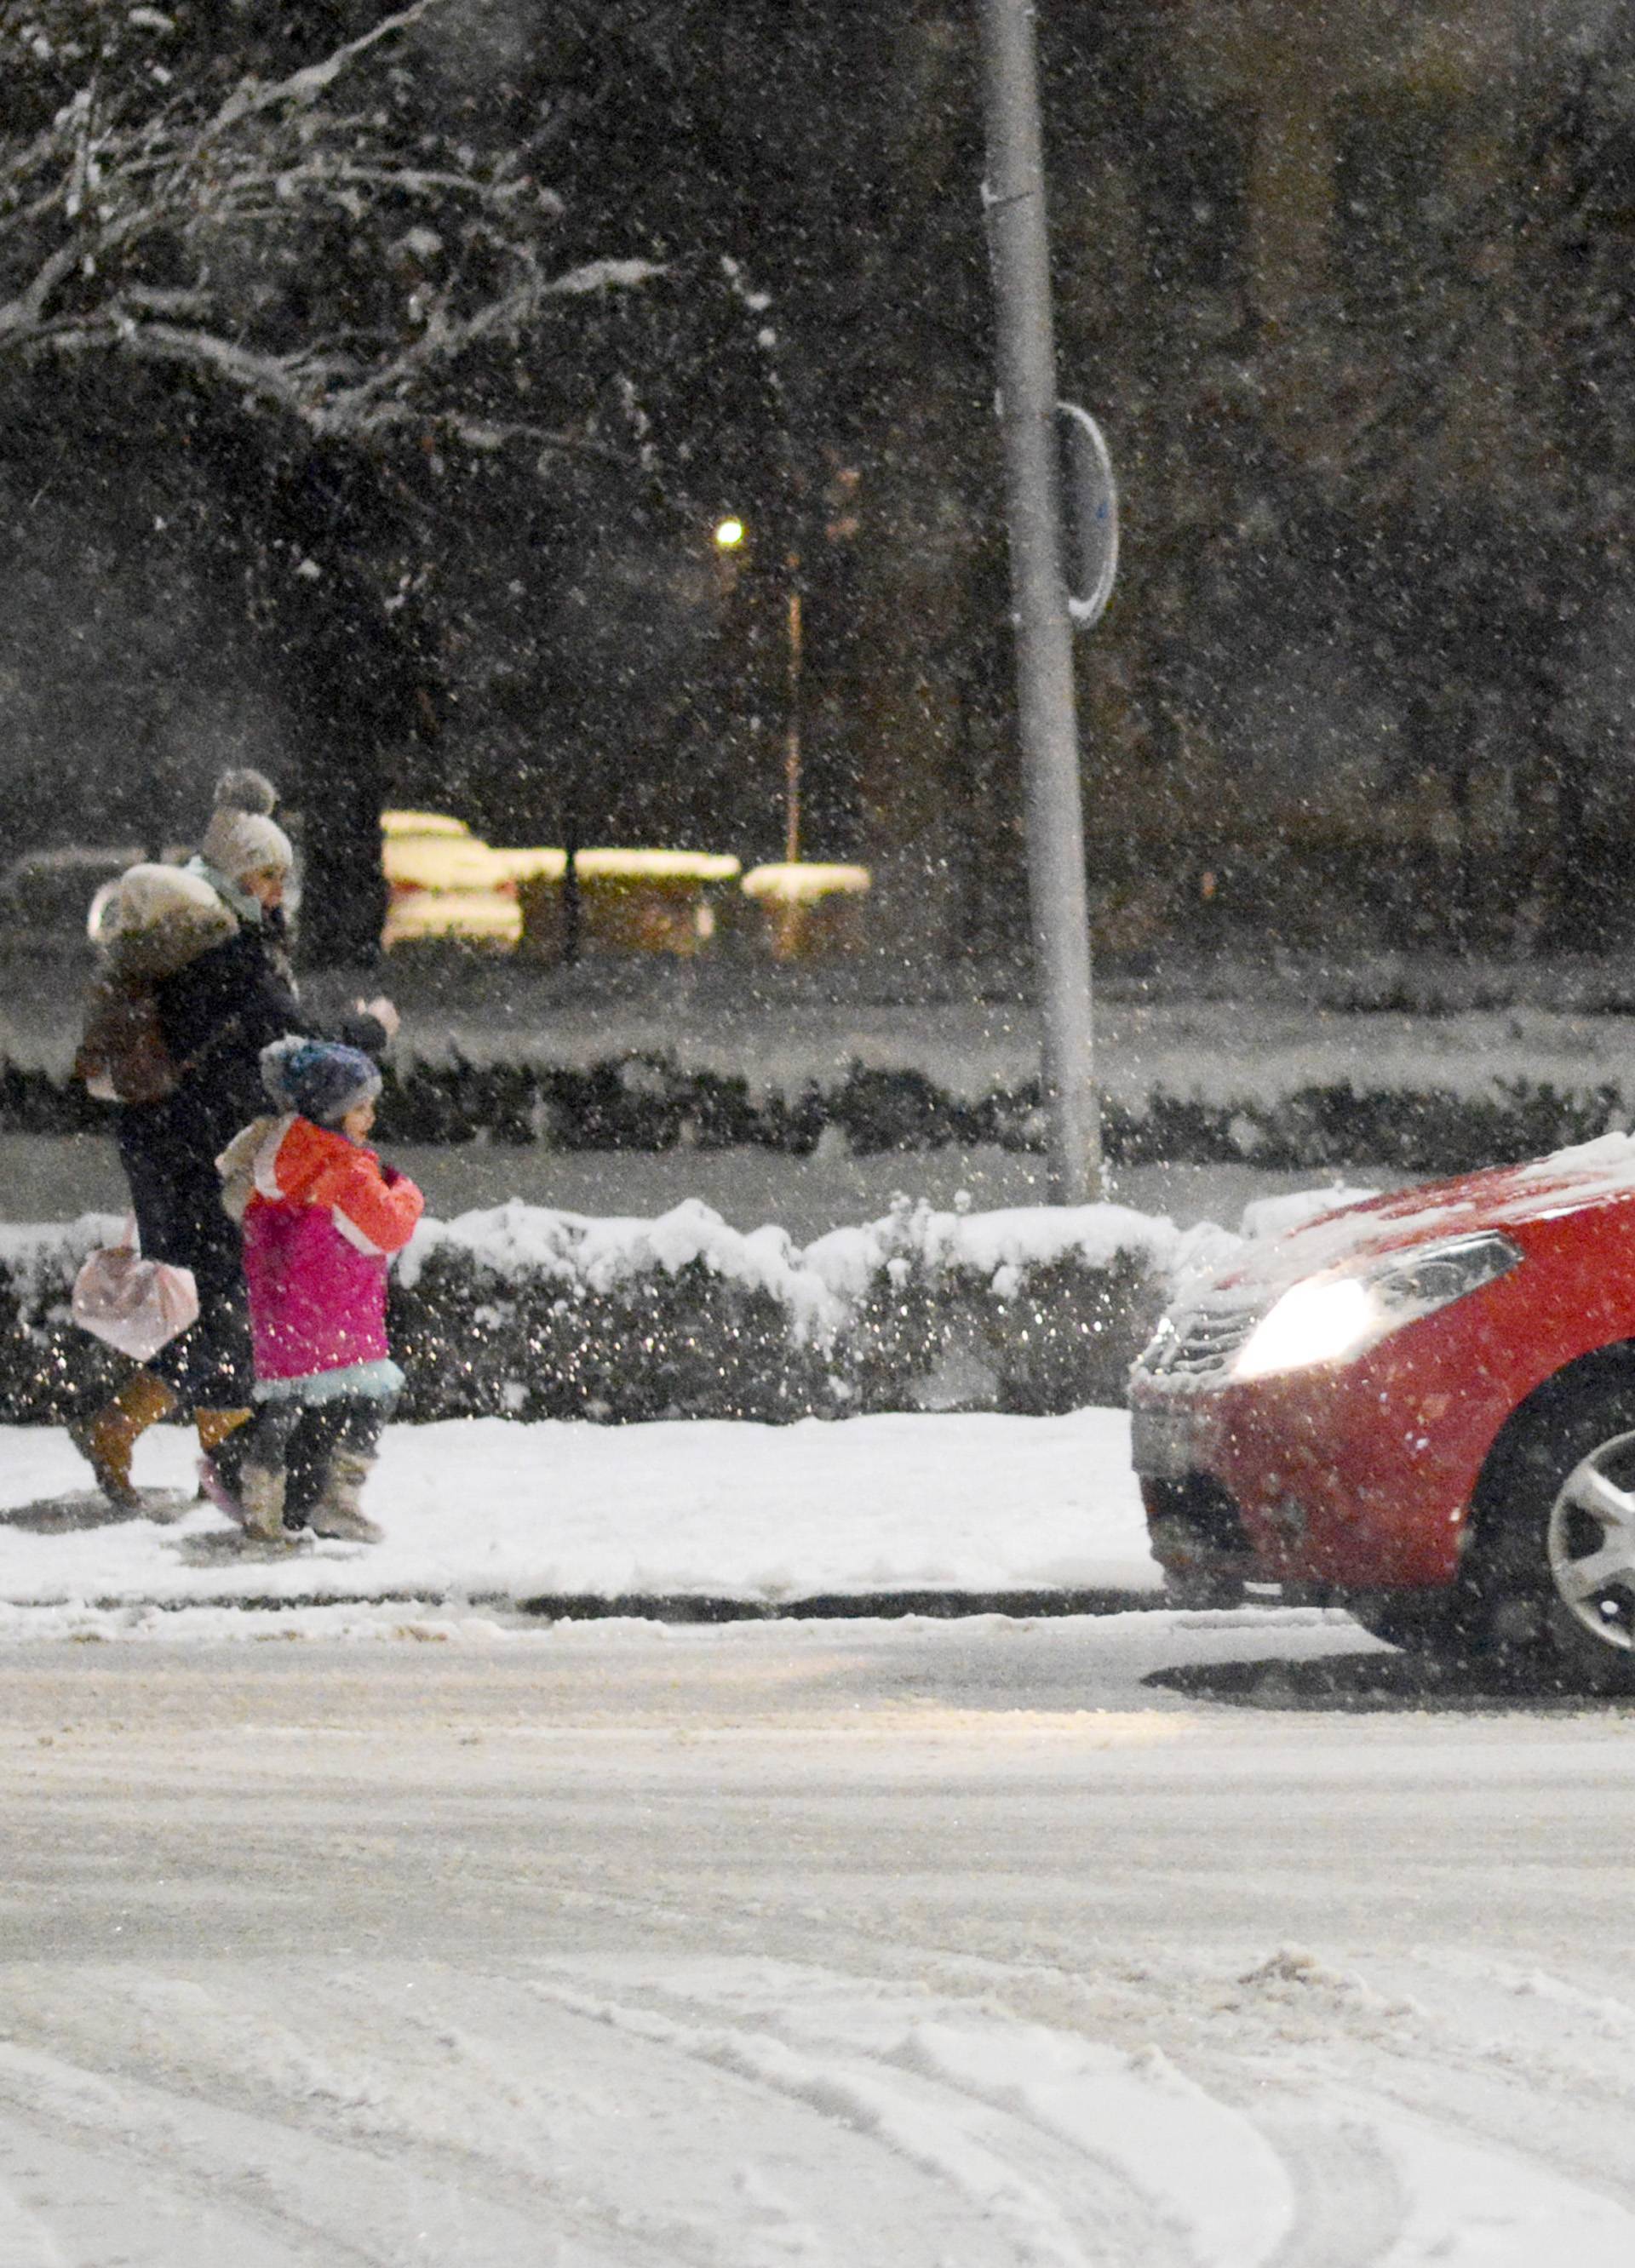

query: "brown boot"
left=68, top=1371, right=178, bottom=1507
left=196, top=1407, right=251, bottom=1458
left=307, top=1449, right=383, bottom=1544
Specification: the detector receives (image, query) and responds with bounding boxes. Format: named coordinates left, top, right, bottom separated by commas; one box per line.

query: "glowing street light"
left=714, top=512, right=804, bottom=864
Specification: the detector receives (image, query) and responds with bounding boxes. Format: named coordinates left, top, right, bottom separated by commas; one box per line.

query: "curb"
left=517, top=1587, right=1169, bottom=1623
left=11, top=1585, right=1170, bottom=1624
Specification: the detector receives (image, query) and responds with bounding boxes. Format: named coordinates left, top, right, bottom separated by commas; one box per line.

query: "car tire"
left=1468, top=1376, right=1635, bottom=1694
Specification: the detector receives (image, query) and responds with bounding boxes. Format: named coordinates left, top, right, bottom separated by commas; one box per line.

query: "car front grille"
left=1144, top=1300, right=1260, bottom=1380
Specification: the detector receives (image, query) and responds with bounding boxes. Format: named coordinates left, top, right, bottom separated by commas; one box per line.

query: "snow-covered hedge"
left=0, top=1221, right=128, bottom=1424
left=0, top=1198, right=1203, bottom=1427
left=1, top=1050, right=1624, bottom=1169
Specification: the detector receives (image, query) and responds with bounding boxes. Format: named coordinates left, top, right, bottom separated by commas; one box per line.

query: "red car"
left=1130, top=1136, right=1635, bottom=1689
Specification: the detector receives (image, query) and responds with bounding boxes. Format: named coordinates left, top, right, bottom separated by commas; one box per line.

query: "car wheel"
left=1472, top=1381, right=1635, bottom=1693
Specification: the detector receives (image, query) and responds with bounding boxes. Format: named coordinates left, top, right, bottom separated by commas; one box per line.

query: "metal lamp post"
left=977, top=0, right=1116, bottom=1205
left=716, top=512, right=805, bottom=865
left=783, top=552, right=804, bottom=864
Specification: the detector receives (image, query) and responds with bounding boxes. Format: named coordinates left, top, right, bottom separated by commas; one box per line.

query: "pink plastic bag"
left=71, top=1222, right=198, bottom=1362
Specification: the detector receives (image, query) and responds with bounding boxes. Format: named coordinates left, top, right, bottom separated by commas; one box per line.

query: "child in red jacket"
left=216, top=1038, right=422, bottom=1544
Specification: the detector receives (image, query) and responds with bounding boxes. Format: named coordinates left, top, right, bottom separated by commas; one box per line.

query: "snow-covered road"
left=5, top=1608, right=1635, bottom=2264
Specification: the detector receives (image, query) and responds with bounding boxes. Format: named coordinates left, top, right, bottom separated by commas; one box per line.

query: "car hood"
left=1207, top=1131, right=1635, bottom=1303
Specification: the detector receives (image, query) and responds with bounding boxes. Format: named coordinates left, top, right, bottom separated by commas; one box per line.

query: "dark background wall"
left=3, top=0, right=1633, bottom=962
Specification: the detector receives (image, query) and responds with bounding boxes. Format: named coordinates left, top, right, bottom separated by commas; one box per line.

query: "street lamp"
left=715, top=512, right=804, bottom=866
left=978, top=0, right=1115, bottom=1205
left=781, top=549, right=803, bottom=865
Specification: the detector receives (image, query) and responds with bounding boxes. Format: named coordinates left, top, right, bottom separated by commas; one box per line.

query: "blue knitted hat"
left=260, top=1037, right=381, bottom=1126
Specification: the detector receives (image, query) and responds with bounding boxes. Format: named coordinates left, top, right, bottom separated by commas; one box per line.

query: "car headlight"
left=1232, top=1231, right=1523, bottom=1382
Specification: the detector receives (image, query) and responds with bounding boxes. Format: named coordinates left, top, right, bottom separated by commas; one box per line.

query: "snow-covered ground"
left=5, top=1608, right=1635, bottom=2265
left=0, top=1409, right=1156, bottom=1629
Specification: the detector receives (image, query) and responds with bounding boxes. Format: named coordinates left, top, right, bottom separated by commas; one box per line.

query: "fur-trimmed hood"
left=102, top=862, right=238, bottom=982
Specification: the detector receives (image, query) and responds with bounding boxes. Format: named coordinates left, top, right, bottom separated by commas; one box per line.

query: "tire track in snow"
left=526, top=1967, right=1205, bottom=2268
left=1180, top=1945, right=1635, bottom=2260
left=640, top=1920, right=1635, bottom=2268
left=0, top=2040, right=396, bottom=2268
left=819, top=1941, right=1405, bottom=2268
left=483, top=1892, right=1372, bottom=2268
left=0, top=1973, right=720, bottom=2268
left=309, top=1961, right=1033, bottom=2267
left=989, top=1938, right=1635, bottom=2268
left=884, top=2021, right=1291, bottom=2268
left=1223, top=1948, right=1635, bottom=2178
left=502, top=1910, right=1365, bottom=2268
left=1251, top=2116, right=1405, bottom=2268
left=904, top=1912, right=1635, bottom=2244
left=304, top=1964, right=850, bottom=2268
left=1, top=1962, right=1060, bottom=2268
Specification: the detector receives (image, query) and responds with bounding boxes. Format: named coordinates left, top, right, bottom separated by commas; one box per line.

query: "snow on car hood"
left=1200, top=1132, right=1635, bottom=1305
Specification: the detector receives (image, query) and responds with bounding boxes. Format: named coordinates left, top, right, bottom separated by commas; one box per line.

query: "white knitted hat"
left=199, top=769, right=294, bottom=881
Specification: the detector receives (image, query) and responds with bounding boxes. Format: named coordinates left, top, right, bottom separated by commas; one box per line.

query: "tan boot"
left=196, top=1407, right=251, bottom=1458
left=69, top=1371, right=178, bottom=1507
left=307, top=1449, right=383, bottom=1544
left=237, top=1463, right=289, bottom=1544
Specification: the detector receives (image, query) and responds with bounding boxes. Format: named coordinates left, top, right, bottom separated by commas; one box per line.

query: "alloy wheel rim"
left=1546, top=1429, right=1635, bottom=1652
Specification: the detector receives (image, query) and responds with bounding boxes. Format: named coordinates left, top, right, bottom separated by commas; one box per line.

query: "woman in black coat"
left=73, top=770, right=393, bottom=1507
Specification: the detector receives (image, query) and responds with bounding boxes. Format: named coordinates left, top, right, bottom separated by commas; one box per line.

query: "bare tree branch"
left=0, top=1, right=657, bottom=440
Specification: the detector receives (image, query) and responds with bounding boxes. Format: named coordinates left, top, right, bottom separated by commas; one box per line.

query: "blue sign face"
left=1057, top=403, right=1119, bottom=630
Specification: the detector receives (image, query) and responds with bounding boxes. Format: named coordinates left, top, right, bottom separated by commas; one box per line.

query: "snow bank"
left=42, top=1159, right=1544, bottom=1436
left=0, top=1407, right=1158, bottom=1617
left=0, top=1194, right=1203, bottom=1426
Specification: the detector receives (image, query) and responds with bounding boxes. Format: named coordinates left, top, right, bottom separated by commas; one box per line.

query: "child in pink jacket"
left=216, top=1037, right=423, bottom=1544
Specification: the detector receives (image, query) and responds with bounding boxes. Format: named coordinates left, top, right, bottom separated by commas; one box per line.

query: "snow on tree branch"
left=203, top=0, right=445, bottom=131
left=0, top=0, right=659, bottom=439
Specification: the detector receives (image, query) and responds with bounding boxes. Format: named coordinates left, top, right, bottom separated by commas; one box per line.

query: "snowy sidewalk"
left=0, top=1410, right=1158, bottom=1620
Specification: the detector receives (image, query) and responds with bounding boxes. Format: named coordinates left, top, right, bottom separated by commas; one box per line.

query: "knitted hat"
left=200, top=769, right=294, bottom=882
left=261, top=1036, right=382, bottom=1126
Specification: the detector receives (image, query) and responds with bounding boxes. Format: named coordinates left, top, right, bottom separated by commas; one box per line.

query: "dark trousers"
left=239, top=1395, right=393, bottom=1518
left=117, top=1113, right=252, bottom=1410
